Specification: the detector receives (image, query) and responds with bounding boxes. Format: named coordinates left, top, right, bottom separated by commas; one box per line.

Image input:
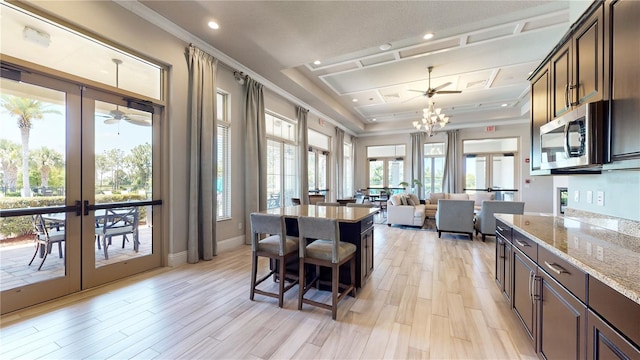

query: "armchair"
left=474, top=200, right=525, bottom=241
left=435, top=200, right=475, bottom=240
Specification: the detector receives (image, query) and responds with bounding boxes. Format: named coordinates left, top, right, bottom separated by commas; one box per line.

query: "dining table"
left=261, top=205, right=379, bottom=288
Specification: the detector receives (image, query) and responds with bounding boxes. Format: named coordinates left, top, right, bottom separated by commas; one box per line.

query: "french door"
left=464, top=153, right=518, bottom=201
left=1, top=65, right=162, bottom=314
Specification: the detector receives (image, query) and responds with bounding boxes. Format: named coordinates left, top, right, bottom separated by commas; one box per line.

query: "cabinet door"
left=609, top=0, right=640, bottom=160
left=495, top=235, right=506, bottom=292
left=573, top=5, right=604, bottom=105
left=360, top=227, right=374, bottom=285
left=587, top=310, right=640, bottom=360
left=538, top=270, right=587, bottom=360
left=512, top=248, right=537, bottom=348
left=530, top=66, right=550, bottom=172
left=551, top=41, right=572, bottom=118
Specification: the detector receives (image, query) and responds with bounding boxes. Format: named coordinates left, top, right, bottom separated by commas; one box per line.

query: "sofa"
left=386, top=193, right=425, bottom=227
left=424, top=192, right=495, bottom=217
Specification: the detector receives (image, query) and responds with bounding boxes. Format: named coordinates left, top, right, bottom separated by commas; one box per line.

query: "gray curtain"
left=334, top=127, right=345, bottom=200
left=411, top=132, right=425, bottom=198
left=244, top=77, right=266, bottom=243
left=186, top=45, right=218, bottom=262
left=297, top=106, right=309, bottom=204
left=443, top=130, right=459, bottom=193
left=351, top=136, right=358, bottom=194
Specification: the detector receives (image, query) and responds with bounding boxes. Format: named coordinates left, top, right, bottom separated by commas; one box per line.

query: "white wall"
left=568, top=171, right=640, bottom=221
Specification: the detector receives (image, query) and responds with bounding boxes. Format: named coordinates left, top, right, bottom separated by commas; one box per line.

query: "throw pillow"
left=400, top=195, right=408, bottom=205
left=407, top=198, right=416, bottom=206
left=408, top=193, right=420, bottom=205
left=390, top=194, right=403, bottom=206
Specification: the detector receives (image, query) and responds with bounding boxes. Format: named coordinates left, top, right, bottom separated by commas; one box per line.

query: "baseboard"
left=166, top=235, right=246, bottom=267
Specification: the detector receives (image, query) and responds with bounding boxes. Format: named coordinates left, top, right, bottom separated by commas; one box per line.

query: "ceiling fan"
left=99, top=59, right=151, bottom=127
left=408, top=66, right=462, bottom=99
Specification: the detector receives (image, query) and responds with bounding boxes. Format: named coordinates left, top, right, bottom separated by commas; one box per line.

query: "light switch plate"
left=587, top=190, right=593, bottom=204
left=597, top=191, right=604, bottom=206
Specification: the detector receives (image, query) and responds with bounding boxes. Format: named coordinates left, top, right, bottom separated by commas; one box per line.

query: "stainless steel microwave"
left=540, top=101, right=608, bottom=170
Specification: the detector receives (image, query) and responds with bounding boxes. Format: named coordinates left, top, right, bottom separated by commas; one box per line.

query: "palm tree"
left=31, top=147, right=64, bottom=188
left=0, top=140, right=21, bottom=193
left=0, top=95, right=61, bottom=197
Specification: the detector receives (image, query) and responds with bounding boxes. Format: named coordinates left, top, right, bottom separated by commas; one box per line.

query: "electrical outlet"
left=574, top=190, right=580, bottom=203
left=597, top=191, right=604, bottom=206
left=596, top=245, right=604, bottom=261
left=587, top=242, right=592, bottom=256
left=238, top=222, right=243, bottom=230
left=586, top=190, right=593, bottom=204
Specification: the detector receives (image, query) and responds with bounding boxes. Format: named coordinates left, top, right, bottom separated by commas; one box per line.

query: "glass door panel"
left=81, top=90, right=160, bottom=289
left=465, top=155, right=488, bottom=190
left=0, top=69, right=82, bottom=314
left=492, top=154, right=516, bottom=200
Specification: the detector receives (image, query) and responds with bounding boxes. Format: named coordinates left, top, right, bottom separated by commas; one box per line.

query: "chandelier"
left=412, top=100, right=449, bottom=137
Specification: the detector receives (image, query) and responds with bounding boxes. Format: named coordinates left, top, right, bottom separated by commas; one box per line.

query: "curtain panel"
left=443, top=129, right=459, bottom=193
left=351, top=136, right=358, bottom=195
left=334, top=127, right=345, bottom=200
left=186, top=45, right=218, bottom=262
left=411, top=132, right=425, bottom=198
left=244, top=77, right=267, bottom=243
left=297, top=106, right=309, bottom=204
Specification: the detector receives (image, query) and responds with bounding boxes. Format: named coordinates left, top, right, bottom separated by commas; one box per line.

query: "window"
left=266, top=112, right=298, bottom=208
left=423, top=143, right=445, bottom=195
left=217, top=91, right=231, bottom=219
left=367, top=145, right=405, bottom=193
left=308, top=129, right=329, bottom=197
left=463, top=138, right=519, bottom=201
left=343, top=142, right=353, bottom=197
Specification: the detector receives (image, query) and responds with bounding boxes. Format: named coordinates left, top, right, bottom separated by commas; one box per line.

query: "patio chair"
left=95, top=207, right=139, bottom=259
left=29, top=214, right=65, bottom=271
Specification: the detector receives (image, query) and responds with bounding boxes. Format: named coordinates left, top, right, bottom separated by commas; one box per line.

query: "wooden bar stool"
left=297, top=216, right=356, bottom=320
left=249, top=213, right=299, bottom=307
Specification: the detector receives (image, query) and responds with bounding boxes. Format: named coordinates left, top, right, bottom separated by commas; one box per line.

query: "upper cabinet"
left=551, top=3, right=604, bottom=118
left=608, top=0, right=640, bottom=161
left=529, top=0, right=640, bottom=173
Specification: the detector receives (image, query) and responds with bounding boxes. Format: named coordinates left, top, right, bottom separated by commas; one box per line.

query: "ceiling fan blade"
left=435, top=90, right=462, bottom=94
left=124, top=117, right=152, bottom=127
left=432, top=82, right=452, bottom=92
left=104, top=118, right=120, bottom=125
left=407, top=89, right=426, bottom=94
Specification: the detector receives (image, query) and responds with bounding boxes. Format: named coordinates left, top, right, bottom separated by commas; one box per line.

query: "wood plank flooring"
left=0, top=224, right=537, bottom=359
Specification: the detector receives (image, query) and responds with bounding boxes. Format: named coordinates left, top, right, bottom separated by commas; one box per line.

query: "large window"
left=423, top=143, right=445, bottom=195
left=216, top=91, right=231, bottom=219
left=343, top=142, right=353, bottom=197
left=367, top=145, right=405, bottom=193
left=266, top=112, right=298, bottom=208
left=463, top=138, right=519, bottom=201
left=308, top=129, right=329, bottom=197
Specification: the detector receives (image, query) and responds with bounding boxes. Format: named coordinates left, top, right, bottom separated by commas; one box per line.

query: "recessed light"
left=352, top=99, right=358, bottom=102
left=423, top=33, right=434, bottom=40
left=208, top=21, right=219, bottom=30
left=501, top=103, right=508, bottom=107
left=372, top=118, right=377, bottom=122
left=379, top=43, right=392, bottom=51
left=313, top=60, right=321, bottom=65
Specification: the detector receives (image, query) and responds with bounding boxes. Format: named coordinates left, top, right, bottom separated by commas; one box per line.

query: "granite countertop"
left=496, top=214, right=640, bottom=305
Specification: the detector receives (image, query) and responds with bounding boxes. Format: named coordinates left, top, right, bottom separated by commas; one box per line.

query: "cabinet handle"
left=529, top=270, right=535, bottom=303
left=515, top=239, right=530, bottom=247
left=544, top=261, right=568, bottom=275
left=565, top=83, right=570, bottom=109
left=569, top=83, right=579, bottom=106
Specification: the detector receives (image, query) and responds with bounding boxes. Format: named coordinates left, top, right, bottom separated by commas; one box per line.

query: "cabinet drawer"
left=589, top=277, right=640, bottom=347
left=538, top=246, right=587, bottom=303
left=496, top=219, right=512, bottom=240
left=360, top=215, right=374, bottom=233
left=513, top=230, right=538, bottom=262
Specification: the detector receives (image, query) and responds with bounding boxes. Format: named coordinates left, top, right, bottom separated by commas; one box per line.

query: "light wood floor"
left=0, top=224, right=537, bottom=359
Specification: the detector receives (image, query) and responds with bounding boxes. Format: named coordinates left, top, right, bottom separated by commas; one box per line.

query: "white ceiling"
left=137, top=0, right=580, bottom=136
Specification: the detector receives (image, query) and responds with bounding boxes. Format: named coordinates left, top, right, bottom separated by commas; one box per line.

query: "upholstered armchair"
left=474, top=200, right=525, bottom=241
left=386, top=193, right=425, bottom=227
left=435, top=199, right=475, bottom=239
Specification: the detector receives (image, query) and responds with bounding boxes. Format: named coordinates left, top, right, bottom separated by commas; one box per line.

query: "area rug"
left=388, top=218, right=437, bottom=231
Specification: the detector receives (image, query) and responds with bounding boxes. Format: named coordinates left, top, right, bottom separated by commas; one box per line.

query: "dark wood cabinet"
left=512, top=246, right=537, bottom=348
left=538, top=269, right=587, bottom=360
left=495, top=219, right=513, bottom=302
left=608, top=0, right=640, bottom=161
left=587, top=310, right=640, bottom=360
left=360, top=225, right=374, bottom=285
left=530, top=65, right=551, bottom=172
left=551, top=4, right=604, bottom=118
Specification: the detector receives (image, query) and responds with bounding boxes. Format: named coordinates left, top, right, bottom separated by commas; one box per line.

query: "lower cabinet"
left=587, top=310, right=640, bottom=360
left=512, top=247, right=538, bottom=347
left=360, top=225, right=374, bottom=285
left=495, top=233, right=512, bottom=302
left=538, top=270, right=587, bottom=360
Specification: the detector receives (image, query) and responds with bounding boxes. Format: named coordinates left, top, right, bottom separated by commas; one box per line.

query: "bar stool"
left=297, top=216, right=356, bottom=320
left=249, top=213, right=299, bottom=307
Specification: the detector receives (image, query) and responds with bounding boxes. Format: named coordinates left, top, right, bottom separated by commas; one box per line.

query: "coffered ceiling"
left=139, top=0, right=579, bottom=135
